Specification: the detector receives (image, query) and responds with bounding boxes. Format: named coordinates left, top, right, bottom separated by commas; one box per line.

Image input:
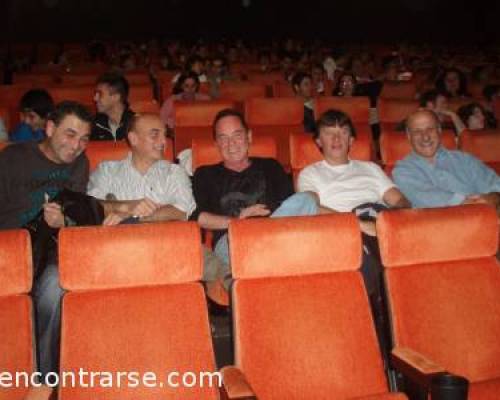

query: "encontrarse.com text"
left=0, top=370, right=223, bottom=389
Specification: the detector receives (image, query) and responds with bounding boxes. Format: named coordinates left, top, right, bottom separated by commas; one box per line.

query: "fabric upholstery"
left=315, top=96, right=371, bottom=123
left=0, top=296, right=33, bottom=400
left=377, top=205, right=498, bottom=267
left=0, top=229, right=32, bottom=296
left=59, top=284, right=218, bottom=399
left=378, top=206, right=500, bottom=384
left=59, top=222, right=203, bottom=291
left=378, top=99, right=419, bottom=125
left=85, top=140, right=174, bottom=172
left=380, top=81, right=417, bottom=100
left=229, top=214, right=362, bottom=279
left=460, top=129, right=500, bottom=163
left=175, top=100, right=235, bottom=127
left=218, top=82, right=267, bottom=102
left=469, top=378, right=500, bottom=400
left=233, top=272, right=389, bottom=399
left=351, top=394, right=408, bottom=400
left=191, top=136, right=277, bottom=171
left=245, top=97, right=304, bottom=126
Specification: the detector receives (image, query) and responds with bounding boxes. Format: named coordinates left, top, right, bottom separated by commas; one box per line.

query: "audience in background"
left=292, top=72, right=316, bottom=133
left=457, top=102, right=497, bottom=130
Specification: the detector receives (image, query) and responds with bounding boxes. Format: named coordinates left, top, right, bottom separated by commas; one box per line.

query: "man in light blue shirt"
left=393, top=110, right=500, bottom=210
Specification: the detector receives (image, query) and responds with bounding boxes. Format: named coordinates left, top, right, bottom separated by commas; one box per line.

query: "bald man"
left=87, top=113, right=195, bottom=224
left=393, top=109, right=500, bottom=210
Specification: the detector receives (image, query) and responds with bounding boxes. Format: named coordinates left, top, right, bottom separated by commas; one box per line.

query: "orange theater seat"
left=380, top=81, right=417, bottom=100
left=86, top=139, right=173, bottom=172
left=380, top=129, right=456, bottom=175
left=315, top=96, right=371, bottom=125
left=191, top=135, right=277, bottom=171
left=61, top=74, right=98, bottom=86
left=460, top=129, right=500, bottom=173
left=174, top=100, right=235, bottom=154
left=272, top=81, right=295, bottom=97
left=0, top=84, right=33, bottom=128
left=218, top=82, right=267, bottom=104
left=48, top=85, right=95, bottom=112
left=221, top=215, right=407, bottom=400
left=128, top=84, right=155, bottom=103
left=58, top=223, right=219, bottom=399
left=0, top=230, right=34, bottom=400
left=129, top=99, right=160, bottom=114
left=245, top=97, right=304, bottom=166
left=377, top=205, right=500, bottom=399
left=377, top=99, right=419, bottom=131
left=289, top=131, right=373, bottom=186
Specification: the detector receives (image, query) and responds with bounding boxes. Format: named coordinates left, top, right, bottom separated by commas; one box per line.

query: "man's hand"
left=129, top=198, right=160, bottom=218
left=239, top=204, right=271, bottom=219
left=102, top=212, right=130, bottom=226
left=43, top=202, right=65, bottom=228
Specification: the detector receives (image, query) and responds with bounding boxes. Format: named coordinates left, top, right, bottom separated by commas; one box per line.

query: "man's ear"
left=45, top=120, right=55, bottom=138
left=128, top=131, right=138, bottom=146
left=247, top=129, right=252, bottom=144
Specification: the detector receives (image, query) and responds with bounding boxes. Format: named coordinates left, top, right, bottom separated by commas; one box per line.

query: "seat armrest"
left=220, top=366, right=256, bottom=400
left=391, top=347, right=446, bottom=389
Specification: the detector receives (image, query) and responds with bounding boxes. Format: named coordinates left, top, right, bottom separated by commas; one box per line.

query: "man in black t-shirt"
left=191, top=109, right=318, bottom=288
left=0, top=101, right=92, bottom=392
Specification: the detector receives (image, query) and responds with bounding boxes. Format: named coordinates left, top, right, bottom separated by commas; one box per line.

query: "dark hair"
left=483, top=84, right=500, bottom=102
left=173, top=71, right=200, bottom=95
left=96, top=72, right=130, bottom=105
left=292, top=72, right=312, bottom=93
left=314, top=109, right=356, bottom=139
left=19, top=89, right=54, bottom=119
left=419, top=90, right=447, bottom=107
left=435, top=68, right=469, bottom=98
left=48, top=101, right=93, bottom=127
left=333, top=72, right=358, bottom=96
left=456, top=102, right=496, bottom=129
left=185, top=55, right=204, bottom=71
left=212, top=108, right=248, bottom=139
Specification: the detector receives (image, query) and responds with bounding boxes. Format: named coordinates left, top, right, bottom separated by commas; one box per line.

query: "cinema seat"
left=86, top=138, right=173, bottom=172
left=380, top=129, right=456, bottom=175
left=221, top=214, right=407, bottom=400
left=272, top=81, right=295, bottom=97
left=380, top=81, right=417, bottom=100
left=315, top=96, right=371, bottom=125
left=192, top=136, right=277, bottom=171
left=128, top=84, right=155, bottom=103
left=218, top=82, right=267, bottom=104
left=377, top=99, right=419, bottom=131
left=289, top=131, right=372, bottom=185
left=129, top=99, right=160, bottom=114
left=58, top=222, right=219, bottom=400
left=174, top=100, right=236, bottom=154
left=377, top=205, right=500, bottom=399
left=245, top=97, right=304, bottom=166
left=0, top=230, right=34, bottom=400
left=460, top=129, right=500, bottom=174
left=48, top=86, right=95, bottom=112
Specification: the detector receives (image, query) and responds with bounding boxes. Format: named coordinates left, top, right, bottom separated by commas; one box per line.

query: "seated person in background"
left=311, top=63, right=327, bottom=95
left=397, top=90, right=465, bottom=134
left=0, top=117, right=7, bottom=141
left=191, top=109, right=318, bottom=288
left=457, top=102, right=497, bottom=130
left=435, top=67, right=470, bottom=98
left=297, top=109, right=410, bottom=362
left=393, top=109, right=499, bottom=210
left=91, top=72, right=135, bottom=141
left=160, top=71, right=211, bottom=131
left=88, top=113, right=195, bottom=225
left=292, top=72, right=316, bottom=133
left=10, top=89, right=54, bottom=143
left=207, top=54, right=235, bottom=98
left=483, top=84, right=500, bottom=116
left=297, top=109, right=410, bottom=235
left=332, top=72, right=360, bottom=97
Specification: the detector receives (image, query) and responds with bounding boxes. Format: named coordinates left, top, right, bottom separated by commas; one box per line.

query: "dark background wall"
left=1, top=0, right=498, bottom=44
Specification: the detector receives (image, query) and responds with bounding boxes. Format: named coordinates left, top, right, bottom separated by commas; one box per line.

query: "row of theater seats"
left=1, top=205, right=499, bottom=399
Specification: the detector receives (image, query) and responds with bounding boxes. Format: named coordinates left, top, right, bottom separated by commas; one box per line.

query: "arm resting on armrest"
left=220, top=366, right=257, bottom=400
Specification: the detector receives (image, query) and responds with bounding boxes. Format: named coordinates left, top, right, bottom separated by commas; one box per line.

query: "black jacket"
left=90, top=107, right=135, bottom=141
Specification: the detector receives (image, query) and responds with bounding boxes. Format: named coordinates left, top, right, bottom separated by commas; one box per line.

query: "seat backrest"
left=460, top=129, right=500, bottom=172
left=315, top=96, right=371, bottom=124
left=377, top=205, right=500, bottom=383
left=129, top=84, right=155, bottom=103
left=218, top=82, right=267, bottom=103
left=380, top=81, right=417, bottom=100
left=192, top=136, right=277, bottom=171
left=228, top=214, right=393, bottom=399
left=289, top=131, right=373, bottom=185
left=377, top=98, right=419, bottom=127
left=48, top=85, right=95, bottom=106
left=272, top=81, right=295, bottom=97
left=86, top=139, right=173, bottom=172
left=58, top=222, right=218, bottom=399
left=0, top=229, right=34, bottom=400
left=380, top=129, right=457, bottom=175
left=129, top=99, right=160, bottom=114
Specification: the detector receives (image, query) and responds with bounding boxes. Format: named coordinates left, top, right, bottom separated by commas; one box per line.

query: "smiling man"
left=88, top=113, right=195, bottom=225
left=393, top=109, right=500, bottom=209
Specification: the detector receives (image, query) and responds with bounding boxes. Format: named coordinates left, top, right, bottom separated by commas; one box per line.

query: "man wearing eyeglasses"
left=393, top=109, right=500, bottom=209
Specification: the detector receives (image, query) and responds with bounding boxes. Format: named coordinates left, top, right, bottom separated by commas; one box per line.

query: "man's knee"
left=33, top=264, right=64, bottom=311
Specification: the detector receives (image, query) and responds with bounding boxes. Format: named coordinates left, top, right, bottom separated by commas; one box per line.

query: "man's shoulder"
left=92, top=158, right=127, bottom=176
left=0, top=141, right=38, bottom=160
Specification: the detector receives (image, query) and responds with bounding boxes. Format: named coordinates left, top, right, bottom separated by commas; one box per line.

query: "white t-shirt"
left=87, top=153, right=196, bottom=217
left=297, top=160, right=396, bottom=212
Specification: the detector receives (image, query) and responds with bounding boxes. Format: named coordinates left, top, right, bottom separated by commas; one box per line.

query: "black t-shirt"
left=191, top=157, right=294, bottom=245
left=0, top=142, right=89, bottom=229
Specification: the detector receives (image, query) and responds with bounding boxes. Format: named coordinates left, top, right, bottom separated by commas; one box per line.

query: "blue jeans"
left=32, top=260, right=64, bottom=383
left=211, top=192, right=318, bottom=288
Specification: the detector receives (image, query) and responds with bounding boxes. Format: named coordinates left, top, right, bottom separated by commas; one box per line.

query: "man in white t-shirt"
left=298, top=109, right=410, bottom=234
left=88, top=113, right=195, bottom=225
